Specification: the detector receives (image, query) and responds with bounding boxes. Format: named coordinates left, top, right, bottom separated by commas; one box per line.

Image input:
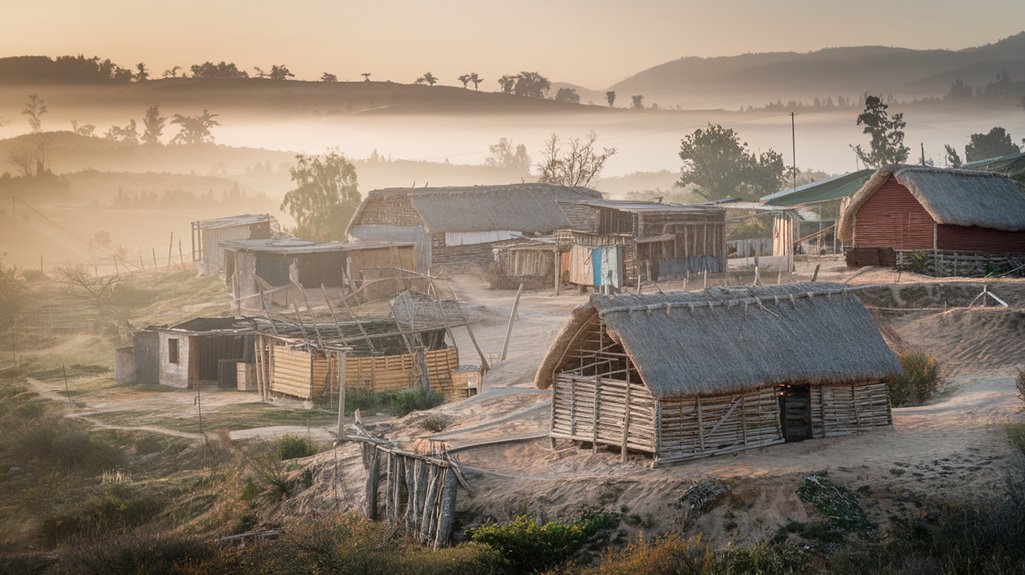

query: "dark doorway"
left=779, top=384, right=812, bottom=442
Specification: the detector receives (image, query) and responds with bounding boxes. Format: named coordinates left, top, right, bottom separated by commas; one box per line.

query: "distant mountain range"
left=608, top=32, right=1025, bottom=109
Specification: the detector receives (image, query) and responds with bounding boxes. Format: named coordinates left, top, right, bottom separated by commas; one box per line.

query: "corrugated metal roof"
left=192, top=214, right=275, bottom=230
left=569, top=199, right=724, bottom=214
left=220, top=238, right=412, bottom=254
left=962, top=151, right=1025, bottom=174
left=761, top=170, right=874, bottom=206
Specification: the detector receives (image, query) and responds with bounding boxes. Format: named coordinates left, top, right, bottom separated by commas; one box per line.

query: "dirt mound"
left=877, top=307, right=1025, bottom=375
left=857, top=281, right=1025, bottom=310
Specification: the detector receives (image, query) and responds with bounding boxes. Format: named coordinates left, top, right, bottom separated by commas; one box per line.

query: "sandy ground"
left=24, top=256, right=1025, bottom=547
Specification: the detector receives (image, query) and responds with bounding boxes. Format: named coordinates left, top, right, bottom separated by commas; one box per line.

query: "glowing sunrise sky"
left=2, top=0, right=1023, bottom=88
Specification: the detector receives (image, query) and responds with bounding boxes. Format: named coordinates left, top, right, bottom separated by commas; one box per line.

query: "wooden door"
left=779, top=384, right=811, bottom=442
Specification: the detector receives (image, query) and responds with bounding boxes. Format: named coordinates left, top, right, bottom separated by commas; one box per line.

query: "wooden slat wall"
left=811, top=381, right=891, bottom=437
left=269, top=344, right=461, bottom=402
left=937, top=224, right=1025, bottom=253
left=551, top=375, right=657, bottom=453
left=853, top=177, right=934, bottom=249
left=656, top=387, right=782, bottom=465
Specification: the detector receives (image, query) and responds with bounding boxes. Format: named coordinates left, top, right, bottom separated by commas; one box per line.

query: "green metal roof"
left=962, top=151, right=1025, bottom=174
left=761, top=169, right=874, bottom=206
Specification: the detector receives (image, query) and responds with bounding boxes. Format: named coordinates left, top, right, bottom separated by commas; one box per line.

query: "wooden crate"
left=237, top=362, right=257, bottom=392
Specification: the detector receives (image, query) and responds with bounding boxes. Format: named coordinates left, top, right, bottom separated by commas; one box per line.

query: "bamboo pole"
left=500, top=283, right=524, bottom=361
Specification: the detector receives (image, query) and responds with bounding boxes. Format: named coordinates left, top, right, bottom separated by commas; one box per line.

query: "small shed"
left=488, top=238, right=559, bottom=290
left=839, top=166, right=1025, bottom=274
left=535, top=283, right=898, bottom=466
left=152, top=317, right=254, bottom=388
left=221, top=238, right=417, bottom=309
left=559, top=200, right=726, bottom=289
left=191, top=214, right=276, bottom=276
left=347, top=184, right=601, bottom=272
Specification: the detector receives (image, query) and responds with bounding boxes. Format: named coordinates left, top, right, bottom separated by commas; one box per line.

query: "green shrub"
left=16, top=420, right=122, bottom=471
left=392, top=387, right=445, bottom=417
left=888, top=351, right=941, bottom=407
left=580, top=533, right=712, bottom=575
left=274, top=434, right=317, bottom=460
left=468, top=508, right=620, bottom=573
left=796, top=475, right=873, bottom=534
left=1008, top=421, right=1025, bottom=457
left=711, top=541, right=804, bottom=575
left=41, top=484, right=165, bottom=545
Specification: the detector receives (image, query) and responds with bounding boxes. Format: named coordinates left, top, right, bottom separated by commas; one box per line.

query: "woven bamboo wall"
left=810, top=381, right=891, bottom=437
left=551, top=374, right=657, bottom=454
left=656, top=387, right=783, bottom=465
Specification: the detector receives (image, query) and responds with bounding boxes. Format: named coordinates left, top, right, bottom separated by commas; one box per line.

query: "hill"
left=610, top=32, right=1025, bottom=109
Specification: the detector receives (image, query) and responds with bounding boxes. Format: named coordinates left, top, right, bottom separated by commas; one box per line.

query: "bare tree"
left=22, top=93, right=47, bottom=133
left=55, top=265, right=120, bottom=313
left=535, top=132, right=616, bottom=187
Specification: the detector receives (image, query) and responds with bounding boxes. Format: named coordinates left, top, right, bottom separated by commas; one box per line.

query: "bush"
left=1008, top=421, right=1025, bottom=457
left=274, top=434, right=317, bottom=460
left=16, top=420, right=122, bottom=471
left=52, top=529, right=213, bottom=575
left=41, top=484, right=166, bottom=545
left=888, top=351, right=941, bottom=407
left=392, top=388, right=445, bottom=417
left=468, top=508, right=620, bottom=573
left=421, top=413, right=451, bottom=433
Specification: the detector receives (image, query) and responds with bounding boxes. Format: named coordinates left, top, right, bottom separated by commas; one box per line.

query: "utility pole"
left=920, top=143, right=926, bottom=166
left=790, top=112, right=797, bottom=191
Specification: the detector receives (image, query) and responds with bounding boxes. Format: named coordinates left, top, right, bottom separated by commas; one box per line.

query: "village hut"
left=535, top=283, right=899, bottom=466
left=138, top=317, right=255, bottom=389
left=191, top=214, right=276, bottom=276
left=559, top=199, right=726, bottom=289
left=488, top=238, right=560, bottom=290
left=221, top=238, right=417, bottom=309
left=251, top=317, right=466, bottom=403
left=839, top=166, right=1025, bottom=275
left=346, top=184, right=601, bottom=272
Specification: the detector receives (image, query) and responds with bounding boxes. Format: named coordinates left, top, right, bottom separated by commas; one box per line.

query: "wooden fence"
left=895, top=250, right=1025, bottom=278
left=359, top=439, right=467, bottom=549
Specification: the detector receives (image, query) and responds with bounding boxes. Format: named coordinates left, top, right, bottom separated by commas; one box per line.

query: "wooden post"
left=434, top=468, right=458, bottom=549
left=621, top=383, right=632, bottom=462
left=365, top=446, right=380, bottom=520
left=811, top=264, right=820, bottom=282
left=419, top=464, right=440, bottom=542
left=152, top=247, right=157, bottom=269
left=500, top=283, right=524, bottom=361
left=336, top=351, right=346, bottom=437
left=404, top=457, right=417, bottom=533
left=553, top=247, right=561, bottom=295
left=179, top=239, right=185, bottom=266
left=62, top=364, right=73, bottom=408
left=167, top=232, right=174, bottom=269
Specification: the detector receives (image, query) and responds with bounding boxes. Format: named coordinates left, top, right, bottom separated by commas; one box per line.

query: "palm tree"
left=361, top=72, right=371, bottom=82
left=458, top=74, right=471, bottom=89
left=470, top=73, right=483, bottom=91
left=416, top=72, right=438, bottom=86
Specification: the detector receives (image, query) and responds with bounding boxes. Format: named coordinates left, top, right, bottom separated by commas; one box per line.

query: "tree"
left=498, top=75, right=517, bottom=94
left=268, top=65, right=294, bottom=80
left=280, top=152, right=361, bottom=241
left=554, top=87, right=580, bottom=104
left=189, top=61, right=248, bottom=79
left=0, top=264, right=27, bottom=326
left=321, top=72, right=338, bottom=82
left=605, top=91, right=616, bottom=108
left=851, top=95, right=909, bottom=168
left=415, top=72, right=438, bottom=86
left=631, top=95, right=645, bottom=109
left=142, top=105, right=166, bottom=146
left=105, top=119, right=139, bottom=144
left=458, top=74, right=471, bottom=89
left=944, top=144, right=963, bottom=168
left=945, top=78, right=973, bottom=101
left=964, top=127, right=1021, bottom=162
left=535, top=132, right=616, bottom=187
left=514, top=72, right=550, bottom=98
left=71, top=120, right=96, bottom=137
left=170, top=109, right=220, bottom=145
left=361, top=73, right=372, bottom=82
left=134, top=63, right=149, bottom=81
left=22, top=93, right=47, bottom=133
left=485, top=137, right=531, bottom=174
left=677, top=123, right=787, bottom=201
left=163, top=66, right=182, bottom=78
left=470, top=73, right=483, bottom=91
left=55, top=265, right=121, bottom=316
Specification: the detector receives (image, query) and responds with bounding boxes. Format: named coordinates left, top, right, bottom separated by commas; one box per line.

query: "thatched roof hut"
left=839, top=166, right=1025, bottom=273
left=535, top=283, right=899, bottom=465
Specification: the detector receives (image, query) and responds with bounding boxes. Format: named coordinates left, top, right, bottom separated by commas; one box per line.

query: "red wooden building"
left=838, top=166, right=1025, bottom=275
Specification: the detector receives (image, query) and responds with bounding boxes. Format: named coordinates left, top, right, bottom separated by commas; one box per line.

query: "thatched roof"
left=838, top=166, right=1025, bottom=242
left=348, top=184, right=601, bottom=234
left=534, top=283, right=899, bottom=399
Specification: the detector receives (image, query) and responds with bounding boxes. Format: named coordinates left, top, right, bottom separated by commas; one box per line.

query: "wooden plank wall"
left=550, top=374, right=657, bottom=454
left=656, top=387, right=782, bottom=465
left=268, top=344, right=460, bottom=402
left=810, top=381, right=891, bottom=437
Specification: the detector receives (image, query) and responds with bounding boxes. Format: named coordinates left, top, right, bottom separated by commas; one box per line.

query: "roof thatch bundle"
left=534, top=283, right=899, bottom=399
left=838, top=165, right=1025, bottom=242
left=348, top=184, right=601, bottom=235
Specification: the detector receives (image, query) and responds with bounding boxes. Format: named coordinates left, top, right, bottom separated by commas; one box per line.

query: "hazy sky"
left=4, top=0, right=1024, bottom=88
